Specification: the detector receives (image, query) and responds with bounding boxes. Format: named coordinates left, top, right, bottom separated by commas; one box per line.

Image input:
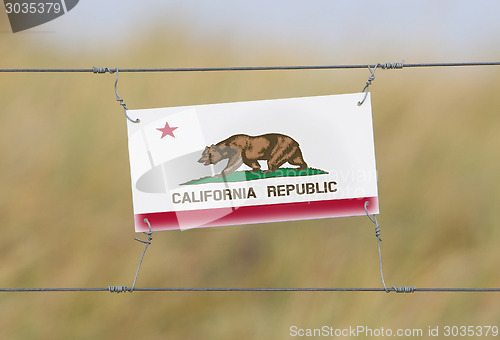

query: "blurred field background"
left=1, top=2, right=500, bottom=339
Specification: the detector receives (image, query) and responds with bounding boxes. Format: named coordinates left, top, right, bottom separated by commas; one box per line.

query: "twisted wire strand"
left=92, top=67, right=139, bottom=123
left=379, top=61, right=404, bottom=69
left=112, top=68, right=140, bottom=123
left=130, top=219, right=154, bottom=292
left=1, top=61, right=500, bottom=73
left=107, top=219, right=154, bottom=294
left=108, top=286, right=128, bottom=294
left=357, top=63, right=384, bottom=106
left=364, top=202, right=418, bottom=294
left=92, top=67, right=115, bottom=74
left=364, top=201, right=390, bottom=292
left=1, top=287, right=499, bottom=293
left=392, top=286, right=416, bottom=293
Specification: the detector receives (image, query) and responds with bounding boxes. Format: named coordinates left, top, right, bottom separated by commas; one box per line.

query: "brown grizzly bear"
left=198, top=133, right=308, bottom=177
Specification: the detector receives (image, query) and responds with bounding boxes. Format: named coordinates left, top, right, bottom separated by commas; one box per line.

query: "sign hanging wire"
left=92, top=67, right=139, bottom=123
left=364, top=201, right=415, bottom=293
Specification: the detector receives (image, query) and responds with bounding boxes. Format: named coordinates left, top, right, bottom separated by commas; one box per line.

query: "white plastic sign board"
left=126, top=93, right=379, bottom=232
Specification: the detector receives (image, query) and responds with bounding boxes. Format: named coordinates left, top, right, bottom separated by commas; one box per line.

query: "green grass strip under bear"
left=181, top=168, right=328, bottom=185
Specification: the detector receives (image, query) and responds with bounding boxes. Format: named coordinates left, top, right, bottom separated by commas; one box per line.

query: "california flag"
left=126, top=93, right=379, bottom=232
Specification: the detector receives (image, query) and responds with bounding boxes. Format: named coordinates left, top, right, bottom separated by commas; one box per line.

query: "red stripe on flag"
left=134, top=197, right=378, bottom=232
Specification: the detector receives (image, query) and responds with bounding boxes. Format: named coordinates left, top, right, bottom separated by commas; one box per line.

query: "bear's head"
left=198, top=145, right=225, bottom=166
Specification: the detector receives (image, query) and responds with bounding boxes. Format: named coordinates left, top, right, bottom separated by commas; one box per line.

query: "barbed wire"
left=1, top=60, right=499, bottom=294
left=0, top=61, right=499, bottom=73
left=0, top=287, right=499, bottom=293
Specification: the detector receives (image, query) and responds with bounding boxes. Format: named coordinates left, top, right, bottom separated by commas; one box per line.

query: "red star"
left=157, top=121, right=178, bottom=139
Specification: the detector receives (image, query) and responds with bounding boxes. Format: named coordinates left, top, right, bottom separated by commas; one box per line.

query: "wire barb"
left=92, top=67, right=115, bottom=74
left=380, top=61, right=405, bottom=69
left=108, top=286, right=129, bottom=293
left=391, top=286, right=415, bottom=293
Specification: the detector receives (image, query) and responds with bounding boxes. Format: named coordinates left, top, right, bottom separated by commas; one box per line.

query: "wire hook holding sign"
left=92, top=67, right=140, bottom=123
left=364, top=201, right=415, bottom=293
left=357, top=61, right=404, bottom=106
left=357, top=64, right=379, bottom=106
left=364, top=201, right=388, bottom=291
left=108, top=219, right=154, bottom=294
left=114, top=68, right=140, bottom=124
left=130, top=218, right=154, bottom=292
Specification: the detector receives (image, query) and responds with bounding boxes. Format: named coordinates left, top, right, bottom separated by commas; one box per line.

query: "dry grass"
left=0, top=18, right=500, bottom=339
